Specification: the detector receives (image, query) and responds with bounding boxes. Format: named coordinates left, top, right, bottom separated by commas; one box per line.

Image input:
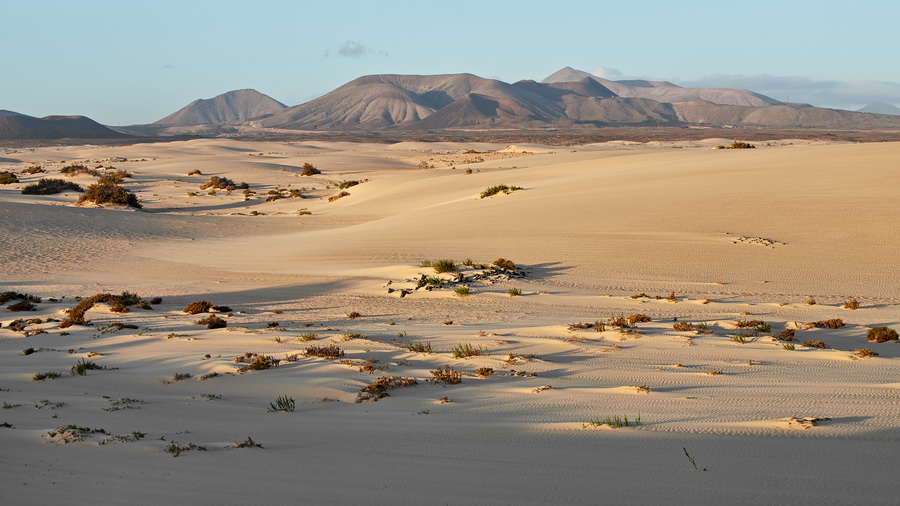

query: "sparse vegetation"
left=346, top=311, right=361, bottom=319
left=199, top=176, right=248, bottom=191
left=480, top=185, right=522, bottom=199
left=815, top=319, right=844, bottom=329
left=0, top=171, right=19, bottom=184
left=782, top=343, right=795, bottom=351
left=805, top=297, right=817, bottom=306
left=197, top=315, right=226, bottom=329
left=673, top=321, right=694, bottom=332
left=328, top=191, right=350, bottom=202
left=405, top=342, right=433, bottom=353
left=802, top=340, right=828, bottom=349
left=164, top=441, right=206, bottom=457
left=78, top=176, right=142, bottom=208
left=268, top=395, right=295, bottom=412
left=867, top=326, right=899, bottom=343
left=492, top=258, right=516, bottom=270
left=356, top=376, right=418, bottom=403
left=21, top=178, right=83, bottom=195
left=476, top=367, right=494, bottom=377
left=451, top=342, right=489, bottom=358
left=430, top=365, right=462, bottom=384
left=856, top=348, right=878, bottom=358
left=183, top=300, right=213, bottom=314
left=33, top=371, right=62, bottom=381
left=507, top=288, right=522, bottom=296
left=774, top=328, right=796, bottom=341
left=843, top=298, right=860, bottom=310
left=300, top=163, right=320, bottom=176
left=70, top=359, right=103, bottom=376
left=60, top=163, right=100, bottom=177
left=454, top=286, right=470, bottom=297
left=432, top=259, right=457, bottom=273
left=627, top=314, right=652, bottom=325
left=305, top=344, right=345, bottom=359
left=585, top=414, right=641, bottom=429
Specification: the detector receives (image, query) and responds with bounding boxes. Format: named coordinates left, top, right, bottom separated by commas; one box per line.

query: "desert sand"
left=1, top=138, right=899, bottom=504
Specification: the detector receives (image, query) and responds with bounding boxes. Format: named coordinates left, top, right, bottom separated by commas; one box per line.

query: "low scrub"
left=60, top=163, right=100, bottom=177
left=182, top=300, right=213, bottom=314
left=328, top=191, right=350, bottom=202
left=451, top=342, right=489, bottom=359
left=432, top=259, right=457, bottom=273
left=405, top=341, right=433, bottom=353
left=814, top=319, right=844, bottom=329
left=60, top=292, right=144, bottom=327
left=300, top=163, right=320, bottom=176
left=78, top=177, right=141, bottom=208
left=304, top=344, right=344, bottom=359
left=773, top=328, right=796, bottom=341
left=454, top=286, right=470, bottom=297
left=356, top=376, right=418, bottom=403
left=627, top=314, right=652, bottom=325
left=199, top=176, right=248, bottom=191
left=268, top=395, right=295, bottom=412
left=867, top=326, right=899, bottom=343
left=673, top=321, right=694, bottom=332
left=492, top=258, right=516, bottom=270
left=430, top=365, right=462, bottom=384
left=480, top=185, right=522, bottom=199
left=21, top=178, right=83, bottom=195
left=843, top=298, right=860, bottom=310
left=802, top=340, right=828, bottom=349
left=856, top=348, right=878, bottom=358
left=197, top=315, right=226, bottom=329
left=0, top=171, right=19, bottom=184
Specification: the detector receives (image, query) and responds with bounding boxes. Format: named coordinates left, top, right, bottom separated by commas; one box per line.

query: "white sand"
left=1, top=139, right=899, bottom=504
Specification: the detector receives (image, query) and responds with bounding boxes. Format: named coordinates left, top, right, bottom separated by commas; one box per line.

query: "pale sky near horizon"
left=3, top=0, right=899, bottom=125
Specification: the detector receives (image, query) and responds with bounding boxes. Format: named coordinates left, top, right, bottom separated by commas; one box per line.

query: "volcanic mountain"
left=154, top=89, right=287, bottom=126
left=0, top=113, right=130, bottom=140
left=857, top=102, right=900, bottom=115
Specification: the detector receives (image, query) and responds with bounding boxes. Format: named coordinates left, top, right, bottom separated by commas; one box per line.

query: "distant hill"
left=0, top=114, right=130, bottom=140
left=154, top=89, right=287, bottom=126
left=542, top=67, right=777, bottom=107
left=857, top=102, right=900, bottom=115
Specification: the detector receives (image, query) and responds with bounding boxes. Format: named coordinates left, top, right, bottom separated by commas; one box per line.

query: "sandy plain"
left=1, top=138, right=898, bottom=504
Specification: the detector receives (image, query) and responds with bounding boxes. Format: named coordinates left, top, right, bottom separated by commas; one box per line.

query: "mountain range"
left=4, top=67, right=900, bottom=139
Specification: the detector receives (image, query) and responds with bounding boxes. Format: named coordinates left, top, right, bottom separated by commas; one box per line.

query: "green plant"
left=238, top=354, right=279, bottom=372
left=586, top=414, right=641, bottom=428
left=60, top=163, right=100, bottom=177
left=867, top=326, right=899, bottom=343
left=782, top=343, right=796, bottom=351
left=419, top=260, right=432, bottom=267
left=451, top=342, right=488, bottom=358
left=432, top=259, right=457, bottom=273
left=70, top=359, right=102, bottom=376
left=507, top=288, right=522, bottom=296
left=33, top=372, right=62, bottom=381
left=268, top=395, right=295, bottom=412
left=430, top=366, right=462, bottom=384
left=21, top=178, right=84, bottom=195
left=78, top=177, right=142, bottom=208
left=732, top=334, right=747, bottom=344
left=454, top=286, right=470, bottom=297
left=405, top=342, right=433, bottom=353
left=338, top=180, right=360, bottom=189
left=22, top=165, right=44, bottom=174
left=299, top=332, right=319, bottom=341
left=480, top=185, right=522, bottom=199
left=164, top=441, right=206, bottom=457
left=754, top=322, right=772, bottom=333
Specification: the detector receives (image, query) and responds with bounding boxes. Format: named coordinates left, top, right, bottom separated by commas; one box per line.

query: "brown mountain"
left=542, top=67, right=777, bottom=107
left=155, top=89, right=286, bottom=126
left=0, top=114, right=130, bottom=140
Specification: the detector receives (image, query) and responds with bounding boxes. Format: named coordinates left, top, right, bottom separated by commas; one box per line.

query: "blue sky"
left=3, top=0, right=899, bottom=125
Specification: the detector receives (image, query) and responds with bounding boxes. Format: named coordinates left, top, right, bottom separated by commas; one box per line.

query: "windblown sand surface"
left=1, top=139, right=898, bottom=504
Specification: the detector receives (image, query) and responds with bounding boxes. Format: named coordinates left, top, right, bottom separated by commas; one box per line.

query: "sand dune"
left=1, top=139, right=898, bottom=504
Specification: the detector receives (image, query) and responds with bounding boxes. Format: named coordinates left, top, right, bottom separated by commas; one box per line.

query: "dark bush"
left=60, top=164, right=100, bottom=177
left=300, top=163, right=320, bottom=176
left=815, top=319, right=845, bottom=329
left=78, top=177, right=141, bottom=208
left=0, top=292, right=41, bottom=305
left=183, top=301, right=213, bottom=314
left=199, top=176, right=248, bottom=191
left=867, top=327, right=899, bottom=343
left=7, top=300, right=37, bottom=312
left=492, top=258, right=516, bottom=270
left=21, top=178, right=83, bottom=195
left=60, top=292, right=142, bottom=327
left=197, top=315, right=227, bottom=329
left=432, top=259, right=457, bottom=273
left=0, top=172, right=19, bottom=184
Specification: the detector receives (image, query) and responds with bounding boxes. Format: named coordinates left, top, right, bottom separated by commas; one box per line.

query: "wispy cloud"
left=325, top=40, right=387, bottom=59
left=162, top=64, right=176, bottom=69
left=681, top=74, right=900, bottom=110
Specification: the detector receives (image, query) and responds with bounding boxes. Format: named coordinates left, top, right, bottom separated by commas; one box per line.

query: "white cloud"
left=325, top=40, right=387, bottom=59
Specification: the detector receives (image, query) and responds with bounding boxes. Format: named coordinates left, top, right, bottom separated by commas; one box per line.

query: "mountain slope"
left=0, top=115, right=130, bottom=140
left=857, top=102, right=900, bottom=115
left=155, top=89, right=287, bottom=126
left=542, top=66, right=777, bottom=107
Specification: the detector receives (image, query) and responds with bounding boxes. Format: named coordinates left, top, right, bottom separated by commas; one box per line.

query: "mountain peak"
left=154, top=89, right=287, bottom=126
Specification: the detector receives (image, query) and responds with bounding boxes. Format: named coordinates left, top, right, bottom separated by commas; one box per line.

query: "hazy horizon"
left=3, top=0, right=899, bottom=125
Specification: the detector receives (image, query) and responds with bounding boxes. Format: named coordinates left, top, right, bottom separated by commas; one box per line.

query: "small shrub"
left=347, top=311, right=361, bottom=319
left=492, top=258, right=516, bottom=270
left=754, top=322, right=772, bottom=333
left=199, top=176, right=247, bottom=191
left=187, top=169, right=202, bottom=176
left=507, top=288, right=522, bottom=296
left=305, top=344, right=344, bottom=359
left=732, top=334, right=747, bottom=344
left=432, top=259, right=457, bottom=273
left=105, top=169, right=132, bottom=182
left=454, top=286, right=470, bottom=297
left=430, top=366, right=462, bottom=384
left=299, top=332, right=318, bottom=341
left=338, top=180, right=359, bottom=189
left=805, top=297, right=817, bottom=306
left=843, top=298, right=860, bottom=310
left=802, top=340, right=828, bottom=349
left=451, top=342, right=488, bottom=359
left=607, top=316, right=629, bottom=328
left=21, top=165, right=44, bottom=174
left=735, top=319, right=766, bottom=329
left=7, top=300, right=37, bottom=312
left=33, top=372, right=62, bottom=381
left=476, top=367, right=494, bottom=377
left=782, top=343, right=795, bottom=351
left=238, top=354, right=279, bottom=372
left=728, top=141, right=755, bottom=149
left=197, top=315, right=227, bottom=329
left=856, top=348, right=877, bottom=358
left=183, top=300, right=213, bottom=314
left=150, top=297, right=162, bottom=305
left=60, top=163, right=100, bottom=177
left=267, top=395, right=295, bottom=412
left=21, top=178, right=83, bottom=195
left=70, top=359, right=102, bottom=376
left=356, top=376, right=418, bottom=402
left=300, top=163, right=320, bottom=176
left=627, top=314, right=652, bottom=325
left=405, top=341, right=433, bottom=353
left=328, top=191, right=350, bottom=202
left=815, top=319, right=844, bottom=329
left=480, top=185, right=522, bottom=199
left=666, top=292, right=678, bottom=302
left=164, top=441, right=206, bottom=457
left=774, top=328, right=796, bottom=341
left=867, top=326, right=899, bottom=343
left=0, top=171, right=19, bottom=184
left=78, top=177, right=141, bottom=208
left=230, top=436, right=264, bottom=448
left=673, top=321, right=694, bottom=332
